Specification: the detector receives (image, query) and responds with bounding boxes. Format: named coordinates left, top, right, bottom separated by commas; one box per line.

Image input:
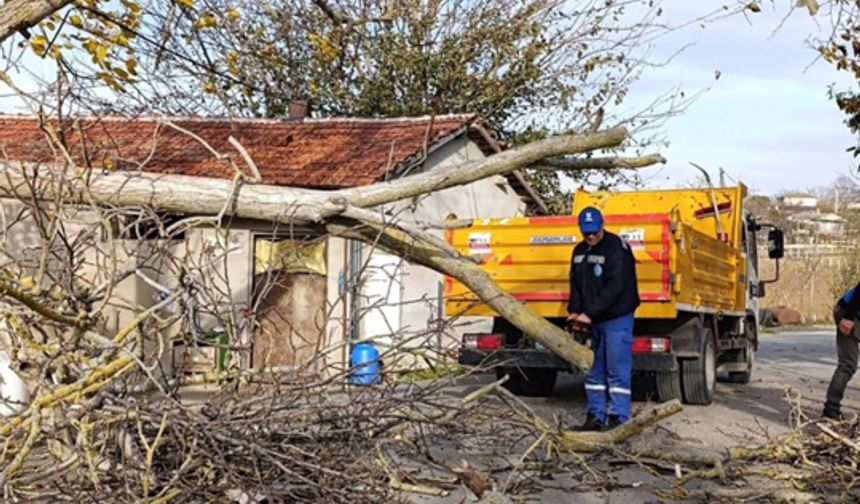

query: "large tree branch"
left=0, top=127, right=630, bottom=225
left=0, top=0, right=73, bottom=43
left=532, top=153, right=666, bottom=171
left=323, top=219, right=594, bottom=370
left=340, top=127, right=628, bottom=207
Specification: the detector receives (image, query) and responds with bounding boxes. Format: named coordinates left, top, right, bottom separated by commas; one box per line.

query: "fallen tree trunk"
left=0, top=126, right=661, bottom=370
left=327, top=221, right=595, bottom=370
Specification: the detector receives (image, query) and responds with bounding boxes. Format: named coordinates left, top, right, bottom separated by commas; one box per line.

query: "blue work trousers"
left=584, top=313, right=634, bottom=422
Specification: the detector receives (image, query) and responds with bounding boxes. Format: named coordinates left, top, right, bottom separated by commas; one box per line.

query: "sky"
left=621, top=1, right=859, bottom=196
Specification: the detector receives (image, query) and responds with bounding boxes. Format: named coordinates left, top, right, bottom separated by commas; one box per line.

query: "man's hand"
left=567, top=313, right=578, bottom=322
left=576, top=313, right=592, bottom=324
left=838, top=318, right=855, bottom=336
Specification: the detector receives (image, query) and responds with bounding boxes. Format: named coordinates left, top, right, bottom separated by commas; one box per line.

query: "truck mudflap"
left=633, top=353, right=678, bottom=372
left=460, top=348, right=678, bottom=372
left=458, top=348, right=575, bottom=370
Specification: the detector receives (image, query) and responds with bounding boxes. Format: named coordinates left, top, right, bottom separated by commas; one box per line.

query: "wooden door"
left=252, top=271, right=326, bottom=369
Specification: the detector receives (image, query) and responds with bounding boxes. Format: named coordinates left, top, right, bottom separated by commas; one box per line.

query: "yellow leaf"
left=50, top=284, right=64, bottom=301
left=228, top=9, right=240, bottom=21
left=70, top=15, right=83, bottom=27
left=113, top=67, right=129, bottom=80
left=308, top=33, right=337, bottom=60
left=796, top=0, right=819, bottom=16
left=193, top=13, right=218, bottom=29
left=745, top=2, right=761, bottom=13
left=102, top=157, right=115, bottom=170
left=112, top=33, right=130, bottom=47
left=96, top=44, right=107, bottom=65
left=203, top=81, right=217, bottom=94
left=122, top=1, right=142, bottom=13
left=174, top=0, right=194, bottom=8
left=125, top=58, right=138, bottom=75
left=30, top=35, right=48, bottom=56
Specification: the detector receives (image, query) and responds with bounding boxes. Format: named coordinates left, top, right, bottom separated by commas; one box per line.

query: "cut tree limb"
left=0, top=0, right=73, bottom=43
left=556, top=399, right=683, bottom=452
left=493, top=382, right=683, bottom=451
left=340, top=127, right=628, bottom=207
left=532, top=153, right=666, bottom=171
left=325, top=221, right=593, bottom=370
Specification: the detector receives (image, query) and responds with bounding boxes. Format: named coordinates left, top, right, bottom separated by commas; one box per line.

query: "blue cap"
left=578, top=206, right=604, bottom=234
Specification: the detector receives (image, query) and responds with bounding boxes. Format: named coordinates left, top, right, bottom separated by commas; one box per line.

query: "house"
left=787, top=210, right=846, bottom=241
left=0, top=112, right=544, bottom=373
left=776, top=192, right=818, bottom=214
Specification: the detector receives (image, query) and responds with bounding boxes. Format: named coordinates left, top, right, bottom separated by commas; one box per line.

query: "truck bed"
left=445, top=186, right=748, bottom=320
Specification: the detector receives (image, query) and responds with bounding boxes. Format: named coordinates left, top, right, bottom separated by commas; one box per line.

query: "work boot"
left=573, top=413, right=604, bottom=432
left=602, top=415, right=625, bottom=431
left=822, top=407, right=843, bottom=421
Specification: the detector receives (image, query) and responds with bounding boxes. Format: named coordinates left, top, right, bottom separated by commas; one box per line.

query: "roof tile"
left=0, top=115, right=476, bottom=188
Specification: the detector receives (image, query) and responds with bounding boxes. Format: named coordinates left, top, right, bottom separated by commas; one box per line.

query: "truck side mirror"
left=767, top=228, right=784, bottom=259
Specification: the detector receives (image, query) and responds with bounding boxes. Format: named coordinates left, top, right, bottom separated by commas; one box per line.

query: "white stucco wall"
left=358, top=135, right=527, bottom=366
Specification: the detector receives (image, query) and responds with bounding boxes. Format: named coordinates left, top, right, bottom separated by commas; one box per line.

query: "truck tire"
left=728, top=340, right=754, bottom=384
left=495, top=367, right=557, bottom=397
left=680, top=328, right=716, bottom=405
left=655, top=370, right=682, bottom=402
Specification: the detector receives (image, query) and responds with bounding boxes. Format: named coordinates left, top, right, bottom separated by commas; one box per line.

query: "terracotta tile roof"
left=0, top=114, right=485, bottom=189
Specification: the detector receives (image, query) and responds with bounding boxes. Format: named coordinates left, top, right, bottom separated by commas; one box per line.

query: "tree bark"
left=0, top=0, right=73, bottom=43
left=532, top=153, right=666, bottom=171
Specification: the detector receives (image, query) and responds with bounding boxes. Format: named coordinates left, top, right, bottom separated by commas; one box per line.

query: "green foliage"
left=395, top=361, right=466, bottom=382
left=804, top=2, right=860, bottom=164
left=135, top=0, right=665, bottom=209
left=197, top=0, right=640, bottom=128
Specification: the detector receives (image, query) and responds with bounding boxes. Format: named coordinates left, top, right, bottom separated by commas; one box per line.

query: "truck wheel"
left=495, top=367, right=557, bottom=397
left=728, top=341, right=754, bottom=384
left=655, top=370, right=682, bottom=402
left=680, top=328, right=716, bottom=405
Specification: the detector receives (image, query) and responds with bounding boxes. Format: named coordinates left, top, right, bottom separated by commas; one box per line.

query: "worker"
left=823, top=281, right=860, bottom=420
left=567, top=206, right=640, bottom=431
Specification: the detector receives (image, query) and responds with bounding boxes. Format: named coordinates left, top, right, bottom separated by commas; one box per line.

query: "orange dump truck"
left=445, top=184, right=784, bottom=405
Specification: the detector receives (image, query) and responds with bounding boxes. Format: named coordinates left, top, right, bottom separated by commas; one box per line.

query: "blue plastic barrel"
left=350, top=343, right=381, bottom=385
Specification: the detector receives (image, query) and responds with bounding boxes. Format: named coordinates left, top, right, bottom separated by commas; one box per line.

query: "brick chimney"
left=288, top=99, right=310, bottom=120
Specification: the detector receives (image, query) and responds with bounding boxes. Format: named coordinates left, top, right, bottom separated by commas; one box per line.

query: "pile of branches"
left=629, top=391, right=860, bottom=503
left=0, top=367, right=515, bottom=502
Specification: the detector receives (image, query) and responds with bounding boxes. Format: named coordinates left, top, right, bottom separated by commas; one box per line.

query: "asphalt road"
left=417, top=329, right=859, bottom=503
